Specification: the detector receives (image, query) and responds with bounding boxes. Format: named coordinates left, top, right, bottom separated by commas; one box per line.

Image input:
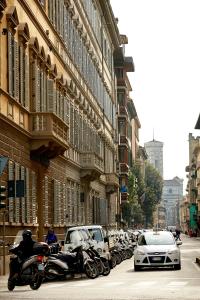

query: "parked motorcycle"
left=8, top=242, right=49, bottom=291
left=85, top=245, right=110, bottom=276
left=44, top=245, right=99, bottom=281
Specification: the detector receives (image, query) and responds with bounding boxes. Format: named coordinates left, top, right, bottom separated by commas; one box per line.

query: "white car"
left=134, top=230, right=182, bottom=271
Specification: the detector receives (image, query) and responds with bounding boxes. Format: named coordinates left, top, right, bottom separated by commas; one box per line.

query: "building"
left=145, top=138, right=165, bottom=228
left=0, top=0, right=124, bottom=272
left=185, top=126, right=200, bottom=236
left=163, top=177, right=183, bottom=226
left=144, top=139, right=163, bottom=177
left=113, top=38, right=136, bottom=220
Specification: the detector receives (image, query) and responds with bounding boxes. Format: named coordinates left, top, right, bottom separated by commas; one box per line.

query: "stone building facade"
left=0, top=0, right=123, bottom=249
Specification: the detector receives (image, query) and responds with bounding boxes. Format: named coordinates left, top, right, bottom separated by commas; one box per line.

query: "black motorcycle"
left=85, top=246, right=110, bottom=276
left=8, top=242, right=49, bottom=291
left=45, top=245, right=99, bottom=281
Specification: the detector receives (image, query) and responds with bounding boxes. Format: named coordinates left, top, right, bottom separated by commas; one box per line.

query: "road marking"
left=46, top=283, right=67, bottom=289
left=167, top=281, right=188, bottom=287
left=102, top=281, right=124, bottom=287
left=130, top=281, right=157, bottom=288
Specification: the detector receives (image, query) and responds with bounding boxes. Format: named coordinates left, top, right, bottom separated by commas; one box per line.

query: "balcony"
left=105, top=173, right=119, bottom=194
left=80, top=152, right=104, bottom=181
left=119, top=135, right=128, bottom=147
left=29, top=112, right=69, bottom=166
left=120, top=192, right=129, bottom=204
left=118, top=106, right=128, bottom=118
left=119, top=163, right=129, bottom=175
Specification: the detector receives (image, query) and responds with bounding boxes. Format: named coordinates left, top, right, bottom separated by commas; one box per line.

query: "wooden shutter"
left=26, top=168, right=30, bottom=223
left=15, top=163, right=20, bottom=223
left=19, top=45, right=24, bottom=105
left=31, top=171, right=37, bottom=224
left=14, top=41, right=19, bottom=101
left=8, top=160, right=14, bottom=222
left=21, top=166, right=26, bottom=223
left=7, top=31, right=13, bottom=96
left=53, top=179, right=59, bottom=224
left=44, top=176, right=49, bottom=224
left=25, top=54, right=29, bottom=109
left=47, top=79, right=55, bottom=113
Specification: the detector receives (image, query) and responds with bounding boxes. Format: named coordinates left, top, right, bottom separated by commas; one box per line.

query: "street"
left=1, top=234, right=200, bottom=300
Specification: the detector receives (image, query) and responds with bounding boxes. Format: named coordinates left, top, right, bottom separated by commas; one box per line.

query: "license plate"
left=152, top=257, right=162, bottom=261
left=38, top=264, right=44, bottom=271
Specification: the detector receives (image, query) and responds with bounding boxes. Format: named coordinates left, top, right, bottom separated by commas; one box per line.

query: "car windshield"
left=88, top=228, right=103, bottom=242
left=138, top=232, right=175, bottom=246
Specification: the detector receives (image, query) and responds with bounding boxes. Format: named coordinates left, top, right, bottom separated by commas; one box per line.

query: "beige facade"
left=0, top=0, right=123, bottom=260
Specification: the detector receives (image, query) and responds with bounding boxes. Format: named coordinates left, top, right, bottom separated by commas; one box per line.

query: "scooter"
left=44, top=245, right=99, bottom=281
left=85, top=245, right=110, bottom=276
left=8, top=242, right=48, bottom=291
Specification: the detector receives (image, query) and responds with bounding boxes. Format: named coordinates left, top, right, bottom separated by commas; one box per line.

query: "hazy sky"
left=110, top=0, right=200, bottom=191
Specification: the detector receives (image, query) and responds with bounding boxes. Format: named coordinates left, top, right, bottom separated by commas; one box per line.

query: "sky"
left=110, top=0, right=200, bottom=192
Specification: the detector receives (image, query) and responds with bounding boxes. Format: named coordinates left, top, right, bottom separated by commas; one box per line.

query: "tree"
left=122, top=162, right=145, bottom=227
left=142, top=163, right=163, bottom=227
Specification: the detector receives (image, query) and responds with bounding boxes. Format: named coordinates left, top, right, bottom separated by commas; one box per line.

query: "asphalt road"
left=1, top=234, right=200, bottom=300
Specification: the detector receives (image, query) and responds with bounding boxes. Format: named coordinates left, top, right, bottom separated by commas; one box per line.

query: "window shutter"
left=25, top=54, right=29, bottom=109
left=43, top=72, right=47, bottom=111
left=19, top=45, right=24, bottom=105
left=53, top=179, right=59, bottom=224
left=56, top=89, right=60, bottom=117
left=14, top=41, right=19, bottom=101
left=37, top=67, right=41, bottom=111
left=40, top=69, right=44, bottom=111
left=31, top=60, right=37, bottom=112
left=44, top=176, right=49, bottom=224
left=15, top=163, right=20, bottom=223
left=47, top=79, right=55, bottom=113
left=31, top=171, right=37, bottom=224
left=7, top=31, right=13, bottom=96
left=8, top=160, right=14, bottom=222
left=63, top=183, right=67, bottom=225
left=26, top=168, right=30, bottom=223
left=21, top=166, right=26, bottom=223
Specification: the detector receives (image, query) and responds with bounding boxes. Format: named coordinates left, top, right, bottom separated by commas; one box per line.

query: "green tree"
left=122, top=162, right=145, bottom=227
left=142, top=163, right=163, bottom=227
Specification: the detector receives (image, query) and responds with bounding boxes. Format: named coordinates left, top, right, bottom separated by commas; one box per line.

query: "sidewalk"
left=0, top=275, right=8, bottom=290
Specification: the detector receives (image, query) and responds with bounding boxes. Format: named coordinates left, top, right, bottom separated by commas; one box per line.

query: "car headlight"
left=168, top=250, right=179, bottom=255
left=135, top=250, right=145, bottom=255
left=96, top=248, right=102, bottom=254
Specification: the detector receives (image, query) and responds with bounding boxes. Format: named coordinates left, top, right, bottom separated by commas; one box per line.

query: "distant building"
left=163, top=177, right=183, bottom=226
left=144, top=139, right=163, bottom=177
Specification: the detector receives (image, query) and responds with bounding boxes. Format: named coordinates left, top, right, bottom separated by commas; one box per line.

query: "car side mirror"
left=176, top=240, right=182, bottom=246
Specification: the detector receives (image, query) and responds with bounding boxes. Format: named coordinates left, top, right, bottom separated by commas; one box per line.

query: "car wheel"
left=174, top=263, right=181, bottom=270
left=134, top=263, right=141, bottom=271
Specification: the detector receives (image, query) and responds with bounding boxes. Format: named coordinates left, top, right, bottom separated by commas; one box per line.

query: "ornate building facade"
left=0, top=0, right=122, bottom=246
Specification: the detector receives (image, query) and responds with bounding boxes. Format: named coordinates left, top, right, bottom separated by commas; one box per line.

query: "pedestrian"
left=175, top=228, right=181, bottom=241
left=45, top=227, right=57, bottom=245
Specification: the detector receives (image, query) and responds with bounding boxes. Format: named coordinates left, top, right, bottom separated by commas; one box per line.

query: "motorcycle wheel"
left=85, top=261, right=99, bottom=279
left=102, top=260, right=110, bottom=276
left=7, top=280, right=15, bottom=291
left=111, top=254, right=117, bottom=268
left=126, top=249, right=133, bottom=259
left=44, top=265, right=59, bottom=281
left=30, top=273, right=43, bottom=290
left=115, top=253, right=122, bottom=265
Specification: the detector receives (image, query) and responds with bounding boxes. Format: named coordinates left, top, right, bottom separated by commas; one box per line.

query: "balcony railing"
left=119, top=106, right=128, bottom=117
left=119, top=135, right=128, bottom=146
left=80, top=152, right=104, bottom=181
left=105, top=173, right=119, bottom=194
left=29, top=112, right=69, bottom=164
left=119, top=163, right=129, bottom=174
